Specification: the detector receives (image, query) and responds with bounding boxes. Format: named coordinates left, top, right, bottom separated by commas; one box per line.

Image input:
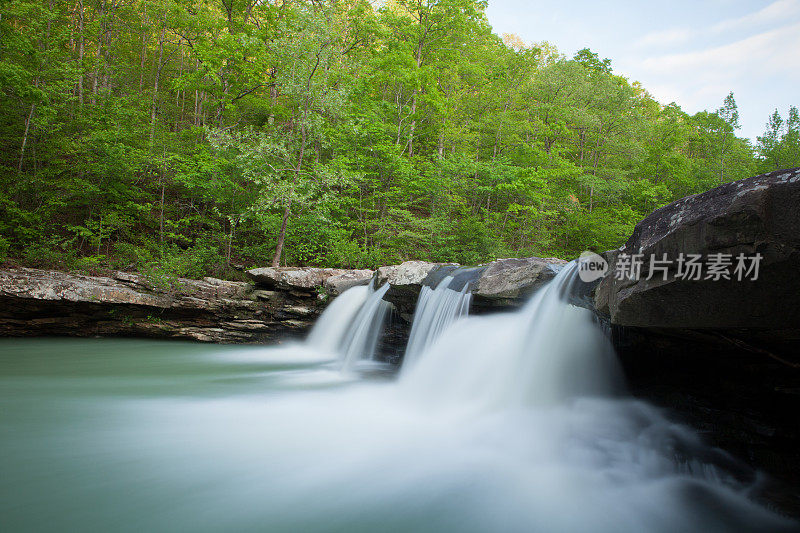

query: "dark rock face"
left=612, top=326, right=800, bottom=517
left=592, top=168, right=800, bottom=518
left=375, top=261, right=456, bottom=318
left=0, top=268, right=326, bottom=343
left=596, top=167, right=800, bottom=329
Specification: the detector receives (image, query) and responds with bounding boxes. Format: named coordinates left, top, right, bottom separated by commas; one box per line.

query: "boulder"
left=246, top=267, right=351, bottom=290
left=595, top=167, right=800, bottom=329
left=472, top=257, right=567, bottom=309
left=323, top=270, right=374, bottom=295
left=591, top=169, right=800, bottom=514
left=373, top=257, right=568, bottom=317
left=375, top=261, right=454, bottom=287
left=375, top=261, right=458, bottom=316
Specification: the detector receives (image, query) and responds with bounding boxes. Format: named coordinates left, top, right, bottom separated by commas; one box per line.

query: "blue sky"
left=485, top=0, right=800, bottom=141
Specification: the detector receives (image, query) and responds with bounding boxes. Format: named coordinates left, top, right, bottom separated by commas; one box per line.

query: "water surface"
left=1, top=336, right=795, bottom=532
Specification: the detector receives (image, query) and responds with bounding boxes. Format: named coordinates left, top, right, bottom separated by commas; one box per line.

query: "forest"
left=2, top=0, right=799, bottom=281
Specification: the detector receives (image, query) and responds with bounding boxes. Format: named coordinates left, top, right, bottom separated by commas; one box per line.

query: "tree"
left=757, top=106, right=800, bottom=171
left=716, top=91, right=740, bottom=182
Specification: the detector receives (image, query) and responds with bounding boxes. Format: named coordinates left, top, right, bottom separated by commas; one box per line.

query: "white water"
left=301, top=281, right=392, bottom=371
left=403, top=275, right=472, bottom=367
left=3, top=264, right=795, bottom=532
left=402, top=262, right=621, bottom=408
left=339, top=282, right=391, bottom=370
left=307, top=285, right=370, bottom=352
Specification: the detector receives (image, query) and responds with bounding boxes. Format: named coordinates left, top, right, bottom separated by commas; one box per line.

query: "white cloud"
left=486, top=0, right=800, bottom=141
left=640, top=23, right=800, bottom=77
left=634, top=0, right=800, bottom=50
left=711, top=0, right=800, bottom=33
left=632, top=21, right=800, bottom=139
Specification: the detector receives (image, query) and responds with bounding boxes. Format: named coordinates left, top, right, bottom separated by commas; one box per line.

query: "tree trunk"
left=226, top=218, right=235, bottom=266
left=176, top=47, right=184, bottom=129
left=138, top=7, right=147, bottom=92
left=18, top=103, right=35, bottom=172
left=408, top=92, right=417, bottom=156
left=77, top=0, right=84, bottom=106
left=159, top=180, right=165, bottom=246
left=149, top=24, right=165, bottom=147
left=408, top=39, right=424, bottom=157
left=193, top=59, right=201, bottom=125
left=92, top=0, right=106, bottom=104
left=272, top=203, right=291, bottom=267
left=272, top=107, right=308, bottom=267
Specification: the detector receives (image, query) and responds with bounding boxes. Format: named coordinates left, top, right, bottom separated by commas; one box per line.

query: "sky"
left=485, top=0, right=800, bottom=141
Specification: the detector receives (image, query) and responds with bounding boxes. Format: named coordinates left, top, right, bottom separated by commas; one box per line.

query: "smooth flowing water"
left=339, top=282, right=391, bottom=370
left=403, top=275, right=472, bottom=367
left=0, top=267, right=796, bottom=532
left=305, top=281, right=391, bottom=371
left=306, top=284, right=370, bottom=352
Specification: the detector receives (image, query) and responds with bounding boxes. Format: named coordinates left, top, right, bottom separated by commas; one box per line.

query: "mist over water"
left=0, top=265, right=796, bottom=532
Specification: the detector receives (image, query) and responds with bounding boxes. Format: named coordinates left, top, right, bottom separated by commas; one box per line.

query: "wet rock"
left=595, top=167, right=800, bottom=329
left=472, top=257, right=567, bottom=310
left=591, top=168, right=800, bottom=518
left=373, top=257, right=568, bottom=319
left=375, top=261, right=458, bottom=316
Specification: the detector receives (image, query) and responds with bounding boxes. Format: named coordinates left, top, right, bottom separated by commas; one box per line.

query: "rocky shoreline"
left=0, top=268, right=321, bottom=343
left=0, top=256, right=567, bottom=344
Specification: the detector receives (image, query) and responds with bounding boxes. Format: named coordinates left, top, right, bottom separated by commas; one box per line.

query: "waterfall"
left=304, top=281, right=392, bottom=370
left=306, top=285, right=370, bottom=353
left=403, top=275, right=472, bottom=368
left=338, top=282, right=391, bottom=370
left=401, top=261, right=623, bottom=408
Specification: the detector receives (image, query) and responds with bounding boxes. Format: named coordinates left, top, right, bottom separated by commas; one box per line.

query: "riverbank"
left=0, top=257, right=566, bottom=344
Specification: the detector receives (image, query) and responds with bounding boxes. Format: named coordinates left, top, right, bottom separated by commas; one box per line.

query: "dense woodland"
left=2, top=0, right=799, bottom=280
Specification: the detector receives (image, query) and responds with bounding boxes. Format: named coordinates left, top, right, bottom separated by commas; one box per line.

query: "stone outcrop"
left=472, top=257, right=566, bottom=309
left=323, top=270, right=375, bottom=295
left=0, top=257, right=569, bottom=345
left=595, top=167, right=800, bottom=329
left=246, top=266, right=373, bottom=295
left=0, top=268, right=326, bottom=343
left=372, top=257, right=566, bottom=319
left=375, top=261, right=454, bottom=287
left=375, top=261, right=457, bottom=317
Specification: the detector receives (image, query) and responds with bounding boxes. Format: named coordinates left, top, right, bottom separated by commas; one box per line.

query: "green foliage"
left=757, top=106, right=800, bottom=172
left=0, top=236, right=10, bottom=262
left=0, top=0, right=785, bottom=276
left=140, top=239, right=225, bottom=286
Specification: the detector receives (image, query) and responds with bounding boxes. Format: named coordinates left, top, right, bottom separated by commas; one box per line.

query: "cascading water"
left=301, top=281, right=391, bottom=370
left=403, top=275, right=472, bottom=367
left=401, top=261, right=622, bottom=407
left=338, top=282, right=391, bottom=370
left=2, top=262, right=796, bottom=532
left=306, top=285, right=370, bottom=353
